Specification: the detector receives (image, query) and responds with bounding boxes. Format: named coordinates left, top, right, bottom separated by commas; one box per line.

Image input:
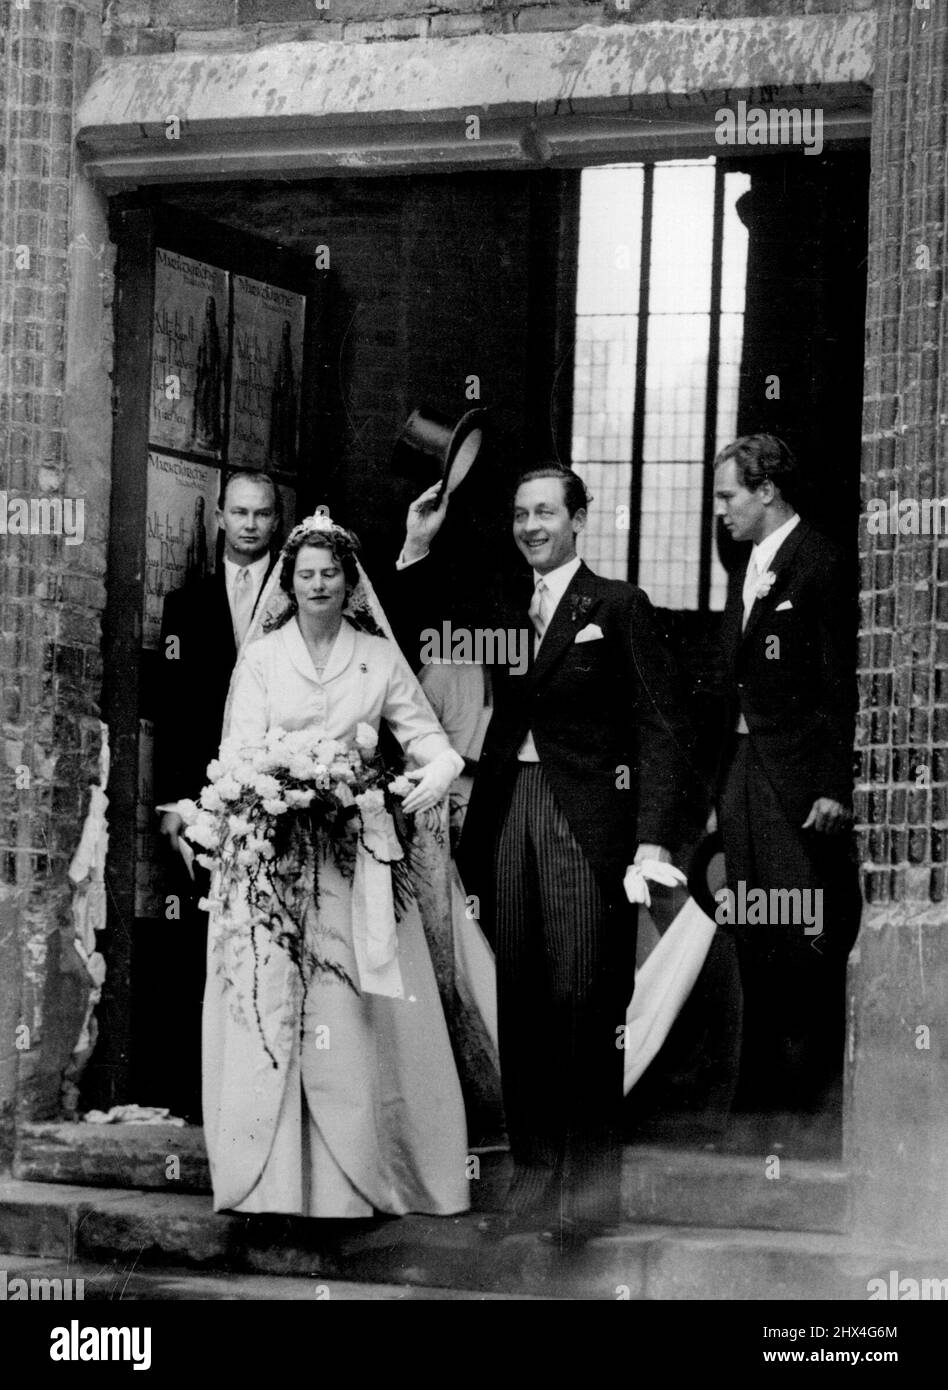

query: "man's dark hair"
left=515, top=464, right=590, bottom=518
left=218, top=468, right=281, bottom=514
left=713, top=434, right=802, bottom=508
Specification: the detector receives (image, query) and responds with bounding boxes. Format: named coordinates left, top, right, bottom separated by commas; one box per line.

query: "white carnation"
left=227, top=814, right=253, bottom=837
left=262, top=798, right=288, bottom=815
left=216, top=776, right=242, bottom=803
left=186, top=819, right=220, bottom=850
left=355, top=722, right=379, bottom=752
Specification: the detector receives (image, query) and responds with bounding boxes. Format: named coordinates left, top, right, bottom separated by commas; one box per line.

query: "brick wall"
left=0, top=1, right=110, bottom=1137
left=857, top=0, right=945, bottom=909
left=103, top=0, right=877, bottom=56
left=847, top=0, right=948, bottom=1249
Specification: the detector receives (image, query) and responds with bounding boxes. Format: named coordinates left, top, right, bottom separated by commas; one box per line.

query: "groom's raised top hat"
left=392, top=405, right=488, bottom=502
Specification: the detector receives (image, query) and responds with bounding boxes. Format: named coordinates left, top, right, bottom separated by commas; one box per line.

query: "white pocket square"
left=775, top=600, right=793, bottom=611
left=574, top=623, right=604, bottom=643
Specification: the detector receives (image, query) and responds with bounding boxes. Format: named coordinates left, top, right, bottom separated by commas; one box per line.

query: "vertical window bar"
left=627, top=163, right=654, bottom=585
left=698, top=162, right=726, bottom=613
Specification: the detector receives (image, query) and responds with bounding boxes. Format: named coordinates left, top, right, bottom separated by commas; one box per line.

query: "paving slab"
left=0, top=1254, right=542, bottom=1300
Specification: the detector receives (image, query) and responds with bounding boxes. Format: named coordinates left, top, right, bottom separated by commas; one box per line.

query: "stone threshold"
left=15, top=1123, right=852, bottom=1235
left=0, top=1253, right=537, bottom=1301
left=0, top=1177, right=921, bottom=1301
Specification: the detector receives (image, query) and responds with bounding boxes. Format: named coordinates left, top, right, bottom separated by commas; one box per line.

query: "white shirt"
left=736, top=512, right=799, bottom=731
left=518, top=554, right=582, bottom=762
left=223, top=554, right=270, bottom=634
left=748, top=512, right=800, bottom=589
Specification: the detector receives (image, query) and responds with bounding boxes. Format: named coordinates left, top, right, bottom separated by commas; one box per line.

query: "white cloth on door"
left=623, top=896, right=718, bottom=1095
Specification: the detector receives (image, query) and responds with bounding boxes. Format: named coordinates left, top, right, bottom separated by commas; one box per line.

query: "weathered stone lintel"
left=76, top=15, right=876, bottom=186
left=77, top=102, right=873, bottom=188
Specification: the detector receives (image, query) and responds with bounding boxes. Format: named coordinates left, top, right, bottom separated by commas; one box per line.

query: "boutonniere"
left=568, top=594, right=594, bottom=625
left=754, top=570, right=777, bottom=600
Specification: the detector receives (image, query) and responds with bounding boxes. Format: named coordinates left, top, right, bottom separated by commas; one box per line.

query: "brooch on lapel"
left=568, top=594, right=594, bottom=625
left=359, top=663, right=367, bottom=673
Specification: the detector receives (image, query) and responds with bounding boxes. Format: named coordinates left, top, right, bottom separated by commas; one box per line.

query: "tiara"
left=286, top=507, right=358, bottom=550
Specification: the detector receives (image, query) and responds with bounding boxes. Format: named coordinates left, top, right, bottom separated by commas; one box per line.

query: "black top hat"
left=393, top=405, right=488, bottom=502
left=687, top=831, right=728, bottom=923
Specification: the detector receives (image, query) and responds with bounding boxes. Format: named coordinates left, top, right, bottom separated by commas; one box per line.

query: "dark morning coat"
left=717, top=518, right=857, bottom=826
left=154, top=562, right=275, bottom=806
left=399, top=559, right=699, bottom=930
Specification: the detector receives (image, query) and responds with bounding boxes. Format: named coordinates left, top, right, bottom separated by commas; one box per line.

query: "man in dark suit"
left=153, top=469, right=279, bottom=1119
left=399, top=466, right=693, bottom=1240
left=155, top=470, right=280, bottom=830
left=712, top=434, right=860, bottom=1153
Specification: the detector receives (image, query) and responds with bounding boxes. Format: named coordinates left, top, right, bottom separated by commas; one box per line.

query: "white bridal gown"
left=202, top=617, right=470, bottom=1218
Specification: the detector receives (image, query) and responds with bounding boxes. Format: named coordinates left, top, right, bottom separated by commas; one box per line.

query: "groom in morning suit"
left=399, top=466, right=693, bottom=1239
left=713, top=435, right=860, bottom=1151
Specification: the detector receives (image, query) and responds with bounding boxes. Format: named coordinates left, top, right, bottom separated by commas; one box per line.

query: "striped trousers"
left=495, top=763, right=635, bottom=1225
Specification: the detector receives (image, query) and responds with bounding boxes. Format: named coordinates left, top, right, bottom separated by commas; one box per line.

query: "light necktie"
left=530, top=578, right=551, bottom=647
left=741, top=554, right=759, bottom=631
left=232, top=566, right=255, bottom=645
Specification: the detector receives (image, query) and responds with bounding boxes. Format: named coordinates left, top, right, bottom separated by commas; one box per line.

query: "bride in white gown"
left=196, top=513, right=470, bottom=1218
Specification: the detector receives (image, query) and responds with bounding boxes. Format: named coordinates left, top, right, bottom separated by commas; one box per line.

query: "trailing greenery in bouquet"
left=179, top=722, right=417, bottom=1053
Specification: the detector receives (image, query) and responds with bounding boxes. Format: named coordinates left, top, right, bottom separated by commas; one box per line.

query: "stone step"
left=15, top=1123, right=851, bottom=1234
left=0, top=1178, right=913, bottom=1301
left=0, top=1253, right=541, bottom=1301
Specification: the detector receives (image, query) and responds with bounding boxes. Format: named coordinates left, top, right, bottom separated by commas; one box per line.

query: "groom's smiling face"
left=513, top=478, right=585, bottom=575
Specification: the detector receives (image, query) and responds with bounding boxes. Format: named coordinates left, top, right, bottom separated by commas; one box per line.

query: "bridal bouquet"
left=179, top=723, right=416, bottom=1045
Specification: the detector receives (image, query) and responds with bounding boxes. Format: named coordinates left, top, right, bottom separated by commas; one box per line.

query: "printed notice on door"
left=230, top=275, right=305, bottom=472
left=151, top=248, right=229, bottom=457
left=143, top=451, right=220, bottom=650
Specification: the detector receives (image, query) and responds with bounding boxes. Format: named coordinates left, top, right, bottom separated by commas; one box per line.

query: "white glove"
left=401, top=749, right=464, bottom=814
left=623, top=859, right=687, bottom=908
